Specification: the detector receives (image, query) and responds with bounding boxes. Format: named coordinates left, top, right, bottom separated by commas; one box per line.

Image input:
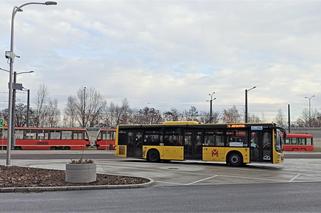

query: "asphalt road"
left=0, top=182, right=320, bottom=212
left=0, top=150, right=320, bottom=159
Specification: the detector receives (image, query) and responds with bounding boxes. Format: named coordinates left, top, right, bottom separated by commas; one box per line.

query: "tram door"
left=184, top=130, right=203, bottom=160
left=126, top=131, right=143, bottom=158
left=250, top=128, right=272, bottom=162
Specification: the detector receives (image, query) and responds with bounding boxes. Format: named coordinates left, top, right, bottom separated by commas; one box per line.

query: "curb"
left=0, top=177, right=154, bottom=193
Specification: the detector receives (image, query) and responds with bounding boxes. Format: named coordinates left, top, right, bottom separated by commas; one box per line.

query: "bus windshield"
left=275, top=129, right=284, bottom=153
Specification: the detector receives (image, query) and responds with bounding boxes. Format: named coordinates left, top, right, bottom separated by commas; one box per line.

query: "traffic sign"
left=0, top=118, right=3, bottom=128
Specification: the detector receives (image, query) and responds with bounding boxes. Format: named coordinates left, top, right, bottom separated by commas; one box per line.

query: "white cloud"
left=0, top=0, right=321, bottom=122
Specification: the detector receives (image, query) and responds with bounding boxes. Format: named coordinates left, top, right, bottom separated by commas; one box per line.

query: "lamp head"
left=45, top=1, right=57, bottom=5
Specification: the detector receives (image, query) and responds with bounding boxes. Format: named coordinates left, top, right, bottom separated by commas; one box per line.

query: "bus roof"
left=118, top=123, right=278, bottom=129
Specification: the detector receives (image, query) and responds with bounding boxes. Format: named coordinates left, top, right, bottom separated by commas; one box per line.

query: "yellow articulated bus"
left=115, top=122, right=285, bottom=166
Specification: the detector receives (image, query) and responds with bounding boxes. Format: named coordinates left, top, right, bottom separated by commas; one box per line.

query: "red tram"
left=0, top=127, right=115, bottom=150
left=284, top=133, right=314, bottom=152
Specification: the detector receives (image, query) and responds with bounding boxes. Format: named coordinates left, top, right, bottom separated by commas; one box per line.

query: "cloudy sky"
left=0, top=0, right=321, bottom=122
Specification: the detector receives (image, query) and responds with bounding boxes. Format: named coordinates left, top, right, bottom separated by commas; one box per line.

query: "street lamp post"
left=5, top=1, right=57, bottom=166
left=305, top=95, right=315, bottom=127
left=207, top=92, right=216, bottom=123
left=12, top=71, right=34, bottom=148
left=1, top=68, right=34, bottom=149
left=82, top=86, right=86, bottom=128
left=245, top=86, right=256, bottom=123
left=26, top=89, right=30, bottom=127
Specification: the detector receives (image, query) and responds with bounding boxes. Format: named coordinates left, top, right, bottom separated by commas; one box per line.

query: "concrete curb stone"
left=0, top=177, right=154, bottom=193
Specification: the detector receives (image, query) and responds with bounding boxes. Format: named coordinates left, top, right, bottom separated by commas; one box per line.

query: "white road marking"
left=185, top=175, right=218, bottom=185
left=289, top=173, right=301, bottom=182
left=156, top=181, right=186, bottom=186
left=218, top=174, right=284, bottom=182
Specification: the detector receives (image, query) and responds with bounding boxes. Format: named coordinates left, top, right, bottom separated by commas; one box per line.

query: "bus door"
left=250, top=127, right=272, bottom=163
left=126, top=131, right=143, bottom=158
left=184, top=130, right=203, bottom=160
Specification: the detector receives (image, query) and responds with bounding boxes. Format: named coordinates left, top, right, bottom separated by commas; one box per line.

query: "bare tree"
left=201, top=111, right=220, bottom=124
left=14, top=103, right=28, bottom=127
left=44, top=99, right=60, bottom=127
left=133, top=107, right=162, bottom=124
left=66, top=87, right=106, bottom=127
left=163, top=108, right=180, bottom=121
left=296, top=108, right=321, bottom=127
left=183, top=106, right=199, bottom=121
left=274, top=109, right=285, bottom=127
left=222, top=105, right=241, bottom=123
left=34, top=84, right=48, bottom=127
left=295, top=109, right=309, bottom=127
left=248, top=114, right=261, bottom=123
left=118, top=98, right=131, bottom=125
left=64, top=96, right=77, bottom=127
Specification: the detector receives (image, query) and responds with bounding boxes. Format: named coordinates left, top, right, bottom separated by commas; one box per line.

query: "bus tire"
left=227, top=152, right=243, bottom=167
left=147, top=149, right=160, bottom=162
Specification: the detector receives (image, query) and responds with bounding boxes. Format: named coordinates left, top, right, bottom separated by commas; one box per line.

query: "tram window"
left=50, top=131, right=61, bottom=139
left=15, top=130, right=24, bottom=139
left=37, top=131, right=49, bottom=140
left=100, top=132, right=105, bottom=140
left=108, top=132, right=115, bottom=140
left=25, top=130, right=36, bottom=139
left=286, top=138, right=291, bottom=144
left=73, top=132, right=84, bottom=140
left=0, top=129, right=4, bottom=139
left=99, top=132, right=106, bottom=140
left=307, top=138, right=312, bottom=146
left=291, top=138, right=296, bottom=145
left=61, top=131, right=72, bottom=139
left=0, top=130, right=5, bottom=139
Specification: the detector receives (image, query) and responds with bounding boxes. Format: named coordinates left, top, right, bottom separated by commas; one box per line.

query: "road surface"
left=0, top=182, right=320, bottom=212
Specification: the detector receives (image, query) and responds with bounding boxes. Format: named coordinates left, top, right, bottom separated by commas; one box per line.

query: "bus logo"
left=212, top=149, right=218, bottom=157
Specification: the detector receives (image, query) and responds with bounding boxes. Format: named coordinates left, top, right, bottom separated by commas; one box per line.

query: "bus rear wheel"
left=227, top=152, right=243, bottom=167
left=147, top=149, right=160, bottom=162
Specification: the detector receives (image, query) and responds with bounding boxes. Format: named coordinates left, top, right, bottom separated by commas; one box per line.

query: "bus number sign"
left=251, top=126, right=263, bottom=131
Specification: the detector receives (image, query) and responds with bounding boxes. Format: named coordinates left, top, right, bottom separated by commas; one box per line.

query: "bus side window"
left=215, top=131, right=224, bottom=146
left=164, top=129, right=181, bottom=146
left=226, top=130, right=247, bottom=147
left=204, top=132, right=214, bottom=146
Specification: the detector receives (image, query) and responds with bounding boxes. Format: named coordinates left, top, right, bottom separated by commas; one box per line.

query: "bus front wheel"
left=147, top=149, right=160, bottom=162
left=227, top=152, right=243, bottom=167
